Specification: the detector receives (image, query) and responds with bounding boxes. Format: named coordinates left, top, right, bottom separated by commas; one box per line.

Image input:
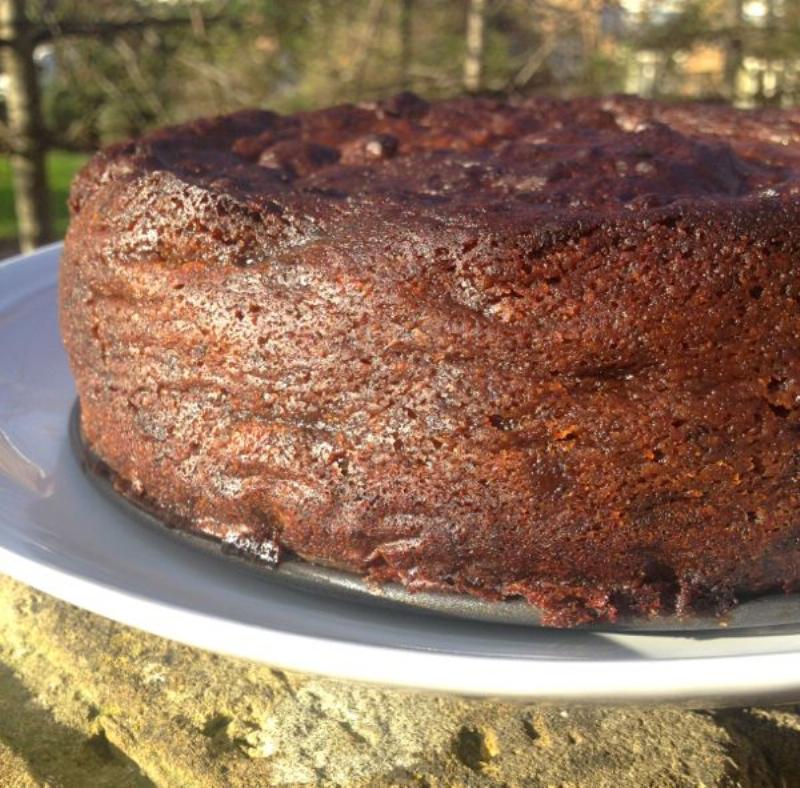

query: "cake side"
left=61, top=95, right=800, bottom=625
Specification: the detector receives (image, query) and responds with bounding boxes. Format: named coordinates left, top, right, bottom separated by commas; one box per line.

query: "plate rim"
left=3, top=540, right=800, bottom=704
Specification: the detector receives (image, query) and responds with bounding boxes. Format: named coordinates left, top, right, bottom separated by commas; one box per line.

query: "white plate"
left=2, top=244, right=800, bottom=704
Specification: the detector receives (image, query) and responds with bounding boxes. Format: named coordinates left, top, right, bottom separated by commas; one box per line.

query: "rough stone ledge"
left=0, top=574, right=798, bottom=786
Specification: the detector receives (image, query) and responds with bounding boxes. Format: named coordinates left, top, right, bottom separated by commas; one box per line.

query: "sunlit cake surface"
left=61, top=93, right=800, bottom=625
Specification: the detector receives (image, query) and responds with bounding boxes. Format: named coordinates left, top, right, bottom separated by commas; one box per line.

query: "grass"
left=0, top=151, right=89, bottom=248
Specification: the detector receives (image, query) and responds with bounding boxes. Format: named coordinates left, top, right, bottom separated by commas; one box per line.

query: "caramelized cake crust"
left=61, top=94, right=800, bottom=625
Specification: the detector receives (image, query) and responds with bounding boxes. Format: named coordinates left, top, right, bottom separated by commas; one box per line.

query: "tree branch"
left=0, top=15, right=227, bottom=47
left=33, top=16, right=223, bottom=44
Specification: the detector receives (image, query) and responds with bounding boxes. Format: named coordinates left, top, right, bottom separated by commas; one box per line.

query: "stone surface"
left=0, top=574, right=798, bottom=786
left=0, top=741, right=38, bottom=788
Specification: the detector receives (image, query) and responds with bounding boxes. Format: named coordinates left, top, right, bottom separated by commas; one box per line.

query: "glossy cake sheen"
left=61, top=93, right=800, bottom=625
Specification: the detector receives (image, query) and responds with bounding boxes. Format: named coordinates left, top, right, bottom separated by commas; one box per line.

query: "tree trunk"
left=0, top=0, right=52, bottom=252
left=399, top=0, right=413, bottom=90
left=463, top=0, right=487, bottom=93
left=722, top=0, right=744, bottom=103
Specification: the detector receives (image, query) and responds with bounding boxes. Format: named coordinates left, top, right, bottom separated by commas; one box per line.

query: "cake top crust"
left=69, top=93, right=800, bottom=268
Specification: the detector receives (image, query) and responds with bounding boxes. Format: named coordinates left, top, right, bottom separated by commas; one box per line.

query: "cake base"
left=69, top=402, right=800, bottom=633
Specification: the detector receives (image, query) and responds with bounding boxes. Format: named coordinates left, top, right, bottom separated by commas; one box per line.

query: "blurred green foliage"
left=5, top=0, right=800, bottom=249
left=26, top=0, right=800, bottom=154
left=36, top=0, right=635, bottom=150
left=0, top=152, right=87, bottom=247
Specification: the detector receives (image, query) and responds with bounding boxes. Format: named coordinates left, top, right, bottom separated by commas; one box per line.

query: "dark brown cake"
left=60, top=93, right=800, bottom=626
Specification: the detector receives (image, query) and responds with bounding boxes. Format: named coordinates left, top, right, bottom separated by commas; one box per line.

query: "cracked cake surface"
left=61, top=93, right=800, bottom=625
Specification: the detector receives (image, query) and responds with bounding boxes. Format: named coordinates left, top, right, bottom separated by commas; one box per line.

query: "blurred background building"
left=2, top=0, right=800, bottom=254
